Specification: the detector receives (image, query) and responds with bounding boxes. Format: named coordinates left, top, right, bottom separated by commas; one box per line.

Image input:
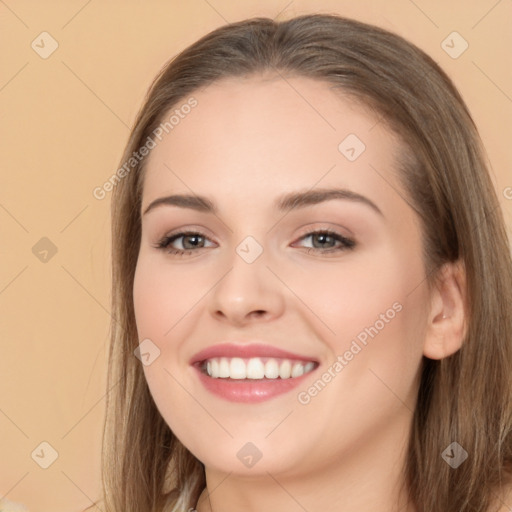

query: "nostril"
left=250, top=310, right=267, bottom=319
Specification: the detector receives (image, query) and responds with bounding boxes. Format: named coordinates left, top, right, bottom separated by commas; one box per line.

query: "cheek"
left=288, top=256, right=427, bottom=459
left=133, top=257, right=210, bottom=441
left=287, top=245, right=428, bottom=403
left=133, top=256, right=211, bottom=340
left=285, top=246, right=427, bottom=345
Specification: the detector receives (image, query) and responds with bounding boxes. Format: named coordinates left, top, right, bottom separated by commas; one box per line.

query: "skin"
left=133, top=74, right=466, bottom=512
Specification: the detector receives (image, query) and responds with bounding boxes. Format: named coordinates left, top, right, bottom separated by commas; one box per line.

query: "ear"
left=423, top=259, right=467, bottom=360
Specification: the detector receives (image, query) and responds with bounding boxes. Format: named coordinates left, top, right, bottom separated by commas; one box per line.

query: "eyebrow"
left=142, top=187, right=383, bottom=217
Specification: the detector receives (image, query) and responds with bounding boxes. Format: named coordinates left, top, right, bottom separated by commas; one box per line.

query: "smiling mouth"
left=199, top=356, right=318, bottom=380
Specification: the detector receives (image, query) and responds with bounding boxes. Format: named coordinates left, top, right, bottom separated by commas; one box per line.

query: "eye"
left=153, top=228, right=355, bottom=257
left=154, top=231, right=215, bottom=256
left=292, top=229, right=355, bottom=254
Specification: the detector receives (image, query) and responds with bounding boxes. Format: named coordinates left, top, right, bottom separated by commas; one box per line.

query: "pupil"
left=314, top=233, right=333, bottom=248
left=184, top=235, right=203, bottom=249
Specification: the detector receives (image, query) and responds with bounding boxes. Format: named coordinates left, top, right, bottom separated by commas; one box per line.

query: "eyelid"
left=155, top=229, right=216, bottom=251
left=294, top=222, right=353, bottom=239
left=291, top=227, right=355, bottom=251
left=160, top=226, right=217, bottom=243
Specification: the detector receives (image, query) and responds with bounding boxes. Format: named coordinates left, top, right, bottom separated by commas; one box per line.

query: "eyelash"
left=154, top=229, right=356, bottom=257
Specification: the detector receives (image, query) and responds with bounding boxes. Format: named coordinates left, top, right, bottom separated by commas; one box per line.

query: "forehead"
left=141, top=75, right=406, bottom=212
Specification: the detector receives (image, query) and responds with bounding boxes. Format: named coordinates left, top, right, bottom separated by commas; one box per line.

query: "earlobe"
left=423, top=260, right=467, bottom=360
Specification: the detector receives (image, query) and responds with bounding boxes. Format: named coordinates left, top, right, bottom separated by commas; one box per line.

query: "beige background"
left=0, top=1, right=510, bottom=511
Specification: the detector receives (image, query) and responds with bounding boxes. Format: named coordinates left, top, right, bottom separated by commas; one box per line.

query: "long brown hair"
left=97, top=13, right=512, bottom=512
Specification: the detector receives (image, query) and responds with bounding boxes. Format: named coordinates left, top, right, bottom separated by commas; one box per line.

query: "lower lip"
left=193, top=365, right=317, bottom=403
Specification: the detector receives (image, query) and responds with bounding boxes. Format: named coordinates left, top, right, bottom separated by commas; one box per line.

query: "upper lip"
left=190, top=343, right=319, bottom=365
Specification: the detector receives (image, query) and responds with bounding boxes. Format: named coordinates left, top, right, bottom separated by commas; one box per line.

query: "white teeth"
left=230, top=357, right=246, bottom=379
left=211, top=359, right=219, bottom=377
left=246, top=358, right=265, bottom=379
left=304, top=361, right=315, bottom=373
left=291, top=362, right=304, bottom=378
left=204, top=357, right=316, bottom=380
left=264, top=359, right=280, bottom=379
left=279, top=360, right=291, bottom=379
left=219, top=357, right=230, bottom=378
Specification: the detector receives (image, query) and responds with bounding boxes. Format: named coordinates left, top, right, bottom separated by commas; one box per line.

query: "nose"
left=208, top=245, right=286, bottom=327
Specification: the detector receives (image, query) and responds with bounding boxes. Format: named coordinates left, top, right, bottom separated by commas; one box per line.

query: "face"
left=133, top=75, right=430, bottom=478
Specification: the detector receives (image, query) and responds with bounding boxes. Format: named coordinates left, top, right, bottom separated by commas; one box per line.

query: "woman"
left=97, top=13, right=512, bottom=512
